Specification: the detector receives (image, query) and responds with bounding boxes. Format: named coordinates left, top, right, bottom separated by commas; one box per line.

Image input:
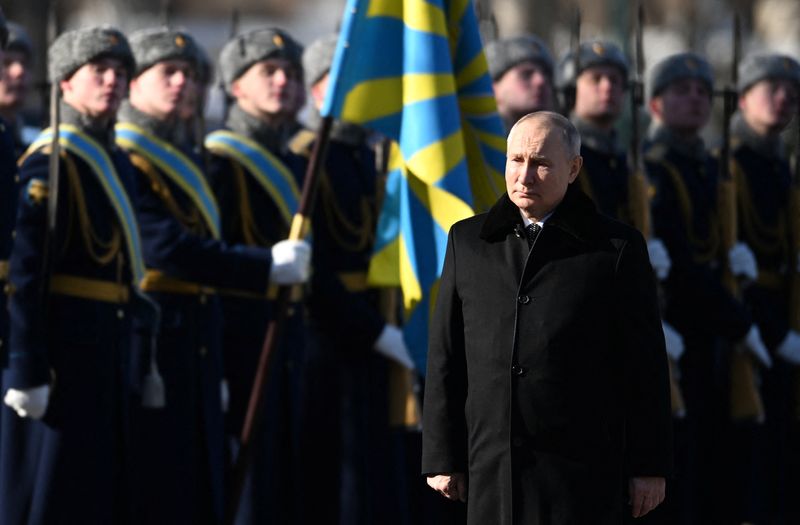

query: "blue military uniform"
left=0, top=100, right=143, bottom=524
left=116, top=99, right=274, bottom=525
left=646, top=124, right=753, bottom=524
left=205, top=101, right=309, bottom=525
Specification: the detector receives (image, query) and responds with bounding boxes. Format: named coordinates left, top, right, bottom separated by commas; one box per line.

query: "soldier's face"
left=649, top=78, right=711, bottom=134
left=494, top=61, right=555, bottom=117
left=179, top=76, right=206, bottom=120
left=574, top=65, right=625, bottom=123
left=739, top=78, right=799, bottom=135
left=232, top=58, right=301, bottom=120
left=505, top=118, right=581, bottom=221
left=0, top=49, right=32, bottom=111
left=130, top=59, right=194, bottom=120
left=60, top=57, right=128, bottom=119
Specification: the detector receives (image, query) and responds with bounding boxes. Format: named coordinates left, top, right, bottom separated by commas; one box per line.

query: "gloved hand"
left=728, top=242, right=758, bottom=281
left=741, top=325, right=772, bottom=369
left=4, top=384, right=51, bottom=419
left=661, top=321, right=685, bottom=361
left=647, top=238, right=671, bottom=280
left=374, top=324, right=415, bottom=370
left=777, top=330, right=800, bottom=366
left=269, top=239, right=311, bottom=285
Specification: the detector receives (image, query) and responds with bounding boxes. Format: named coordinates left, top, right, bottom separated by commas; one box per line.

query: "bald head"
left=505, top=111, right=583, bottom=221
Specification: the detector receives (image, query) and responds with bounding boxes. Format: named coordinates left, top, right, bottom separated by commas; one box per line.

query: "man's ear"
left=568, top=155, right=583, bottom=183
left=648, top=97, right=662, bottom=119
left=230, top=79, right=242, bottom=99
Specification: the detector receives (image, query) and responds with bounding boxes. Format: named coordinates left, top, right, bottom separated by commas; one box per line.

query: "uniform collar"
left=646, top=122, right=706, bottom=162
left=306, top=109, right=369, bottom=146
left=480, top=184, right=599, bottom=245
left=226, top=103, right=299, bottom=155
left=731, top=112, right=785, bottom=160
left=117, top=101, right=182, bottom=145
left=59, top=100, right=116, bottom=150
left=572, top=116, right=620, bottom=156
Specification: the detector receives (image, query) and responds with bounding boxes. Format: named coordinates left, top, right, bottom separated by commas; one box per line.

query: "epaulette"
left=288, top=129, right=316, bottom=158
left=25, top=178, right=48, bottom=205
left=643, top=143, right=668, bottom=163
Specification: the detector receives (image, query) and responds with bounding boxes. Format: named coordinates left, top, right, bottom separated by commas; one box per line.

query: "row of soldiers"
left=487, top=34, right=800, bottom=524
left=0, top=12, right=436, bottom=525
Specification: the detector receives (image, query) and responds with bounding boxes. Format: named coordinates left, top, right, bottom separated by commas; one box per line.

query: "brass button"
left=116, top=309, right=125, bottom=319
left=199, top=294, right=207, bottom=305
left=10, top=230, right=15, bottom=239
left=0, top=338, right=3, bottom=348
left=199, top=346, right=208, bottom=357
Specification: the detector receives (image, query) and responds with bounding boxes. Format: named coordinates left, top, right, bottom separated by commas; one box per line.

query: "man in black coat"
left=422, top=111, right=672, bottom=525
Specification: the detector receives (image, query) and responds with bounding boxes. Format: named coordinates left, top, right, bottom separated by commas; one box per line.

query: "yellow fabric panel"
left=341, top=74, right=455, bottom=124
left=366, top=0, right=447, bottom=36
left=405, top=130, right=464, bottom=186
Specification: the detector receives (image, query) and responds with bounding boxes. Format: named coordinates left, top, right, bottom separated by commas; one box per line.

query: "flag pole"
left=224, top=115, right=334, bottom=525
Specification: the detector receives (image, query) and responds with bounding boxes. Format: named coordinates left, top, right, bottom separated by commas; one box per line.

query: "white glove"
left=374, top=325, right=415, bottom=370
left=4, top=384, right=51, bottom=419
left=647, top=238, right=672, bottom=280
left=662, top=321, right=685, bottom=361
left=728, top=242, right=758, bottom=281
left=269, top=239, right=311, bottom=285
left=741, top=325, right=772, bottom=369
left=220, top=379, right=230, bottom=413
left=777, top=330, right=800, bottom=366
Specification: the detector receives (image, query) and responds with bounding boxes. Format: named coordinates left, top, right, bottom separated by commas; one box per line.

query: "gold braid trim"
left=628, top=169, right=652, bottom=238
left=660, top=160, right=721, bottom=264
left=231, top=159, right=274, bottom=247
left=62, top=152, right=121, bottom=266
left=318, top=172, right=374, bottom=253
left=130, top=153, right=207, bottom=237
left=733, top=158, right=788, bottom=258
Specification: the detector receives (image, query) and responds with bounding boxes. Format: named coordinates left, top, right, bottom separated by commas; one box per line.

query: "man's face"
left=573, top=64, right=625, bottom=123
left=739, top=78, right=799, bottom=135
left=60, top=57, right=129, bottom=119
left=505, top=119, right=582, bottom=220
left=232, top=57, right=301, bottom=121
left=130, top=59, right=194, bottom=120
left=0, top=49, right=31, bottom=111
left=649, top=78, right=711, bottom=135
left=493, top=60, right=554, bottom=117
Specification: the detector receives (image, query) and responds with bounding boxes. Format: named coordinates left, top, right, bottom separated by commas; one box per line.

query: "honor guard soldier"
left=0, top=26, right=144, bottom=524
left=486, top=35, right=557, bottom=133
left=731, top=52, right=800, bottom=523
left=0, top=21, right=33, bottom=157
left=178, top=41, right=212, bottom=154
left=645, top=52, right=771, bottom=525
left=117, top=27, right=311, bottom=525
left=294, top=34, right=417, bottom=525
left=204, top=28, right=310, bottom=525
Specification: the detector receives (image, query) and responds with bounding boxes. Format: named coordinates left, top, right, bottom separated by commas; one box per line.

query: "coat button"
left=511, top=365, right=526, bottom=377
left=199, top=346, right=208, bottom=357
left=116, top=309, right=125, bottom=319
left=517, top=295, right=530, bottom=305
left=199, top=294, right=207, bottom=305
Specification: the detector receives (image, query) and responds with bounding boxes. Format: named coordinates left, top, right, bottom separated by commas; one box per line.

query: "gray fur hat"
left=128, top=27, right=200, bottom=78
left=557, top=41, right=629, bottom=89
left=737, top=53, right=800, bottom=94
left=647, top=52, right=713, bottom=99
left=219, top=28, right=303, bottom=94
left=7, top=22, right=33, bottom=59
left=48, top=26, right=134, bottom=83
left=485, top=35, right=554, bottom=81
left=303, top=33, right=337, bottom=88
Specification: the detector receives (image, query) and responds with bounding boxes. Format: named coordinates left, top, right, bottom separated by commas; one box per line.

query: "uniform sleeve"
left=615, top=230, right=673, bottom=477
left=3, top=154, right=65, bottom=389
left=421, top=228, right=468, bottom=475
left=131, top=160, right=273, bottom=292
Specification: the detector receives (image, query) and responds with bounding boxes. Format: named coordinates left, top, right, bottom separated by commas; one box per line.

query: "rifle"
left=716, top=14, right=764, bottom=423
left=561, top=7, right=581, bottom=116
left=41, top=2, right=60, bottom=306
left=160, top=0, right=174, bottom=28
left=627, top=2, right=686, bottom=418
left=225, top=116, right=334, bottom=524
left=791, top=92, right=800, bottom=420
left=219, top=9, right=240, bottom=124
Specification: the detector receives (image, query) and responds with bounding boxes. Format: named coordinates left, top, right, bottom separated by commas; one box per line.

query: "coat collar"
left=479, top=184, right=601, bottom=245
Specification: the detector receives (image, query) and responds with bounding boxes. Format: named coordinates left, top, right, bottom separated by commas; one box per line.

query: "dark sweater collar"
left=479, top=184, right=599, bottom=244
left=226, top=103, right=299, bottom=154
left=647, top=122, right=706, bottom=162
left=572, top=116, right=619, bottom=156
left=731, top=112, right=785, bottom=160
left=117, top=100, right=182, bottom=145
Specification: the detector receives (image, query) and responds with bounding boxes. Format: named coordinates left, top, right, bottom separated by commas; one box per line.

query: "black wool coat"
left=422, top=184, right=673, bottom=525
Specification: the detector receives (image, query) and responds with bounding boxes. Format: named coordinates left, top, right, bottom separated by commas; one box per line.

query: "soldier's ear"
left=648, top=97, right=662, bottom=119
left=230, top=79, right=242, bottom=99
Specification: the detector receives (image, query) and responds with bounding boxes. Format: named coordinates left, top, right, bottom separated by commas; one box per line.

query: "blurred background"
left=3, top=0, right=800, bottom=143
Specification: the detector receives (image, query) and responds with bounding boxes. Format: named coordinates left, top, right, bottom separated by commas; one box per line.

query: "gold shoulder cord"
left=63, top=152, right=121, bottom=266
left=733, top=158, right=788, bottom=258
left=318, top=171, right=374, bottom=253
left=231, top=159, right=276, bottom=247
left=659, top=160, right=720, bottom=264
left=129, top=152, right=208, bottom=238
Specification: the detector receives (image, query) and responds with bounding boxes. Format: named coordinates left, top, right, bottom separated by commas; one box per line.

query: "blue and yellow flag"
left=322, top=0, right=507, bottom=371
